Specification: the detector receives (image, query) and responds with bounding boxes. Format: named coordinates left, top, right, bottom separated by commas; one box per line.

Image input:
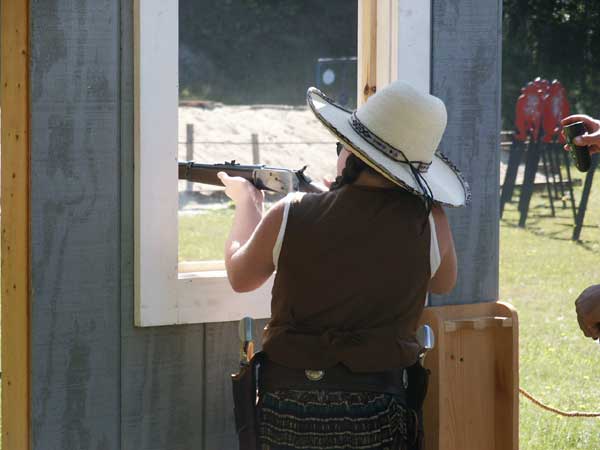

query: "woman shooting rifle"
left=219, top=80, right=469, bottom=450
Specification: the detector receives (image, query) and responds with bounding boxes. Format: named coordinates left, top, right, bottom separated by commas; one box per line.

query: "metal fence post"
left=186, top=123, right=194, bottom=192
left=252, top=133, right=260, bottom=164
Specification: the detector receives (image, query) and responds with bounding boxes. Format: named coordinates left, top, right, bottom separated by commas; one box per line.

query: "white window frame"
left=134, top=0, right=432, bottom=326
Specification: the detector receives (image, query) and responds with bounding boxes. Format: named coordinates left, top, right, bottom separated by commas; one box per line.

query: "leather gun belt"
left=259, top=358, right=408, bottom=402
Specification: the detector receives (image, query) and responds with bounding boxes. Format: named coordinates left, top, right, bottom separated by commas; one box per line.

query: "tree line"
left=179, top=0, right=600, bottom=129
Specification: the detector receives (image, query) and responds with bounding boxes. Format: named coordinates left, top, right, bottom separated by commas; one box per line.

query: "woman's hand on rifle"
left=218, top=171, right=264, bottom=207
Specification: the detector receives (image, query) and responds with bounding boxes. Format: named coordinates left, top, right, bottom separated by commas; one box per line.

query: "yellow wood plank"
left=418, top=308, right=443, bottom=450
left=1, top=1, right=31, bottom=449
left=357, top=0, right=378, bottom=105
left=444, top=316, right=513, bottom=332
left=419, top=302, right=518, bottom=450
left=494, top=302, right=519, bottom=450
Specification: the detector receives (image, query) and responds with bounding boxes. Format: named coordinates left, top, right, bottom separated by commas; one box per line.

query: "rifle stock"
left=178, top=162, right=255, bottom=186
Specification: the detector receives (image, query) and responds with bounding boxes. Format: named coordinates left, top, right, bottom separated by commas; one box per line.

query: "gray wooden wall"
left=430, top=0, right=502, bottom=306
left=28, top=0, right=500, bottom=449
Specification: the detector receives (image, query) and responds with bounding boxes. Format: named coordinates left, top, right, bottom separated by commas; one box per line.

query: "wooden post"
left=572, top=154, right=598, bottom=241
left=186, top=123, right=194, bottom=192
left=500, top=140, right=524, bottom=217
left=419, top=303, right=519, bottom=450
left=562, top=148, right=578, bottom=222
left=2, top=1, right=31, bottom=449
left=252, top=133, right=260, bottom=165
left=357, top=0, right=378, bottom=105
left=539, top=144, right=556, bottom=216
left=518, top=140, right=542, bottom=227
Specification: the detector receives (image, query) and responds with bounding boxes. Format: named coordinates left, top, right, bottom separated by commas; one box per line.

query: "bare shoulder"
left=431, top=203, right=454, bottom=252
left=259, top=197, right=286, bottom=236
left=431, top=203, right=448, bottom=223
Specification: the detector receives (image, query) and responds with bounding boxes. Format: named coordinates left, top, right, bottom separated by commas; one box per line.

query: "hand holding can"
left=563, top=121, right=592, bottom=172
left=561, top=115, right=600, bottom=170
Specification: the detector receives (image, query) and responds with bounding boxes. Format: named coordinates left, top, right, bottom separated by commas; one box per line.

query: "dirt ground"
left=178, top=104, right=338, bottom=198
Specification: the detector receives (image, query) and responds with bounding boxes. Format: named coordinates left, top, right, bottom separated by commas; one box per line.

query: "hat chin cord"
left=348, top=113, right=435, bottom=218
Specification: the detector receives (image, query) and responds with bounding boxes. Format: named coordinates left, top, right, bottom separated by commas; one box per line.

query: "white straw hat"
left=307, top=80, right=470, bottom=207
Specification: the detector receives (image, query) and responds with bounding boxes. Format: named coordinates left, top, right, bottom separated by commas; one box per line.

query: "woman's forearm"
left=224, top=197, right=263, bottom=267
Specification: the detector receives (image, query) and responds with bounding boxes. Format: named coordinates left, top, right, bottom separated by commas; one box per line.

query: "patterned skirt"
left=257, top=389, right=414, bottom=450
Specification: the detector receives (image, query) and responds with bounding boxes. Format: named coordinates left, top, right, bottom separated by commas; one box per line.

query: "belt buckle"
left=305, top=369, right=325, bottom=381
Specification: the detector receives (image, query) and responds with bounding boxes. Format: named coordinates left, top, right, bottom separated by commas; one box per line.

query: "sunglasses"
left=336, top=142, right=343, bottom=156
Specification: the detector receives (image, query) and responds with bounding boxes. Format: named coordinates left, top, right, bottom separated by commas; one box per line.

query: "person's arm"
left=428, top=204, right=457, bottom=294
left=574, top=284, right=600, bottom=340
left=561, top=114, right=600, bottom=154
left=218, top=172, right=284, bottom=292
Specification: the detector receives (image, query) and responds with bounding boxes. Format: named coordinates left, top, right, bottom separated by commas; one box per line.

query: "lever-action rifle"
left=179, top=161, right=326, bottom=194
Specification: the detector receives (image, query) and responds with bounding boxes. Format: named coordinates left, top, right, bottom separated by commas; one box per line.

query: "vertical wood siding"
left=29, top=1, right=122, bottom=449
left=430, top=0, right=502, bottom=306
left=120, top=2, right=208, bottom=449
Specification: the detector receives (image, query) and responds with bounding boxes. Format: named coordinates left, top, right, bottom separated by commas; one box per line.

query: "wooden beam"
left=358, top=0, right=400, bottom=105
left=1, top=1, right=31, bottom=449
left=444, top=316, right=513, bottom=332
left=357, top=0, right=378, bottom=105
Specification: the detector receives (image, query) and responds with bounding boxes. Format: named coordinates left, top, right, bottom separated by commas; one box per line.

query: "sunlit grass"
left=501, top=183, right=600, bottom=449
left=178, top=207, right=233, bottom=262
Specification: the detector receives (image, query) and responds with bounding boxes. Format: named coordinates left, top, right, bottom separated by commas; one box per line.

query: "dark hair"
left=331, top=152, right=432, bottom=233
left=330, top=154, right=378, bottom=190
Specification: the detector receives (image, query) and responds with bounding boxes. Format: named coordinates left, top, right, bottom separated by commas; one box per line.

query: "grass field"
left=179, top=181, right=600, bottom=448
left=179, top=208, right=234, bottom=262
left=501, top=186, right=600, bottom=449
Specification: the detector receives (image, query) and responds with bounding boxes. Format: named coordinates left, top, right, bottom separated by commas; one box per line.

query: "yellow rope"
left=519, top=387, right=600, bottom=418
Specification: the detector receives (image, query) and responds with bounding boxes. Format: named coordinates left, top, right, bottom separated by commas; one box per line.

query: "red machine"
left=504, top=77, right=577, bottom=229
left=542, top=80, right=570, bottom=144
left=515, top=82, right=544, bottom=142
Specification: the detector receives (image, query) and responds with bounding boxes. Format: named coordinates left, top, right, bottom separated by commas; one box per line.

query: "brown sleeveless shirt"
left=262, top=184, right=431, bottom=372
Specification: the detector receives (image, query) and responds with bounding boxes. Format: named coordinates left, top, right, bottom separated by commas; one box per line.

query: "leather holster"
left=406, top=362, right=430, bottom=450
left=231, top=351, right=265, bottom=450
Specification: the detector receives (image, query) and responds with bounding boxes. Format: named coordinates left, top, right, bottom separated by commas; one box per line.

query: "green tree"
left=503, top=0, right=600, bottom=129
left=179, top=0, right=357, bottom=105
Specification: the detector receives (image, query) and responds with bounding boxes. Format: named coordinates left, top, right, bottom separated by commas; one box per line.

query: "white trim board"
left=397, top=0, right=432, bottom=93
left=134, top=0, right=432, bottom=326
left=134, top=0, right=179, bottom=326
left=134, top=0, right=273, bottom=326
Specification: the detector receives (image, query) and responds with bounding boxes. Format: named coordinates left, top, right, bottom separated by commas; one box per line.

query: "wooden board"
left=133, top=0, right=274, bottom=326
left=419, top=302, right=519, bottom=450
left=202, top=319, right=267, bottom=449
left=120, top=3, right=208, bottom=448
left=29, top=1, right=121, bottom=448
left=357, top=0, right=378, bottom=105
left=120, top=328, right=205, bottom=449
left=133, top=0, right=180, bottom=327
left=1, top=1, right=31, bottom=450
left=429, top=0, right=502, bottom=306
